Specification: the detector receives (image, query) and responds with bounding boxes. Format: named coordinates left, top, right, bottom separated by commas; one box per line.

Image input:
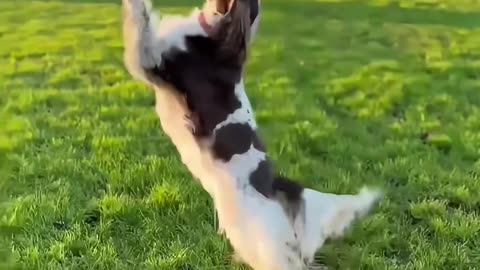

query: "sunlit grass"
left=1, top=0, right=480, bottom=269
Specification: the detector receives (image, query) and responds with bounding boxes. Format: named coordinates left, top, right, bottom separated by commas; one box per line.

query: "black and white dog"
left=122, top=0, right=382, bottom=269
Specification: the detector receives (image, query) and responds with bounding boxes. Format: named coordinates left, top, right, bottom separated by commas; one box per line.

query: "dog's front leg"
left=122, top=0, right=166, bottom=84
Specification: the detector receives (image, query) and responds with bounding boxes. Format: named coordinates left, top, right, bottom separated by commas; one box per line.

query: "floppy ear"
left=214, top=0, right=251, bottom=63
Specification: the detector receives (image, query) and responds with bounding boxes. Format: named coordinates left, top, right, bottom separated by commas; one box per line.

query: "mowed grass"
left=1, top=0, right=480, bottom=269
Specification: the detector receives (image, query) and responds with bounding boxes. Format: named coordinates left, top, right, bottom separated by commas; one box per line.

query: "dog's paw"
left=124, top=0, right=151, bottom=19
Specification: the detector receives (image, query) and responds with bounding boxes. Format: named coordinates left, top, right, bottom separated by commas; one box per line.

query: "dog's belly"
left=153, top=84, right=246, bottom=230
left=154, top=85, right=217, bottom=195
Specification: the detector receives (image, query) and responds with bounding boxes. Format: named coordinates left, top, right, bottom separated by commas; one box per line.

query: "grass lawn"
left=1, top=0, right=480, bottom=269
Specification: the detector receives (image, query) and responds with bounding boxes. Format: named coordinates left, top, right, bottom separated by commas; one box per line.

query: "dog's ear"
left=248, top=0, right=259, bottom=26
left=214, top=0, right=251, bottom=63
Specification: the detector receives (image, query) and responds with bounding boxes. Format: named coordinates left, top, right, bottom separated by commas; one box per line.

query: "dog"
left=122, top=0, right=382, bottom=269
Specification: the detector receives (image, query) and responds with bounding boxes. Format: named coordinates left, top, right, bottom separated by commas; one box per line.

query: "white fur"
left=211, top=82, right=382, bottom=269
left=215, top=79, right=257, bottom=129
left=122, top=0, right=382, bottom=269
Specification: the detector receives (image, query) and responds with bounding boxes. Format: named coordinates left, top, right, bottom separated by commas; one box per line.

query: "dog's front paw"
left=123, top=0, right=141, bottom=8
left=124, top=0, right=151, bottom=18
left=184, top=114, right=196, bottom=135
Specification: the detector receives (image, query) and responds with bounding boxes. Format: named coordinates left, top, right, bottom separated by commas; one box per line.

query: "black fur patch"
left=272, top=176, right=305, bottom=224
left=252, top=132, right=266, bottom=152
left=212, top=123, right=255, bottom=161
left=249, top=0, right=259, bottom=23
left=249, top=160, right=274, bottom=197
left=272, top=176, right=304, bottom=201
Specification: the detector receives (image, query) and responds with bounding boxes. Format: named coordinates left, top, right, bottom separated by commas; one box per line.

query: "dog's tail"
left=300, top=186, right=382, bottom=260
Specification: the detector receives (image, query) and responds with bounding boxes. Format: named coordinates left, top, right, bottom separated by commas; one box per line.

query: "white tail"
left=300, top=187, right=382, bottom=264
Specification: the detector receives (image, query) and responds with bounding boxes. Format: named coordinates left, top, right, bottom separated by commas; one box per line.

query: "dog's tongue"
left=198, top=12, right=214, bottom=35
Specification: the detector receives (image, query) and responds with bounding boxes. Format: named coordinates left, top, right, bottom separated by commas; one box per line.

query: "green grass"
left=1, top=0, right=480, bottom=269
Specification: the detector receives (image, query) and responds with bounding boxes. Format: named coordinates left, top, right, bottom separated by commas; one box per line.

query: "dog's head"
left=208, top=0, right=258, bottom=66
left=202, top=0, right=260, bottom=43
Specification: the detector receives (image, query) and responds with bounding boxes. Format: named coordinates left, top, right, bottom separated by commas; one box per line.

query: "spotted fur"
left=121, top=0, right=382, bottom=269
